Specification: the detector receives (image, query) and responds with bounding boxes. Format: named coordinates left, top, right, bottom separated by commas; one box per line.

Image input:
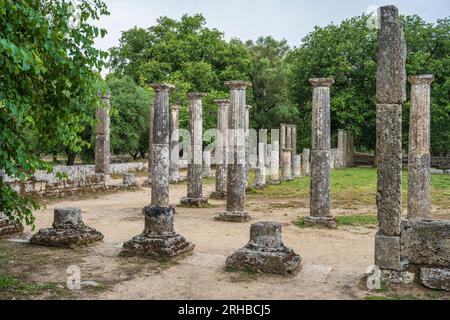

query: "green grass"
left=293, top=214, right=378, bottom=229
left=365, top=294, right=423, bottom=300
left=250, top=168, right=450, bottom=209
left=0, top=275, right=67, bottom=298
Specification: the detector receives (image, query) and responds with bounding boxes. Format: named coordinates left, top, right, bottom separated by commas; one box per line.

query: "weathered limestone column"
left=291, top=125, right=297, bottom=169
left=181, top=93, right=209, bottom=207
left=286, top=125, right=292, bottom=154
left=95, top=93, right=110, bottom=176
left=265, top=144, right=272, bottom=172
left=217, top=81, right=251, bottom=222
left=305, top=78, right=336, bottom=229
left=407, top=75, right=434, bottom=219
left=169, top=104, right=182, bottom=184
left=338, top=129, right=347, bottom=167
left=302, top=148, right=310, bottom=176
left=281, top=148, right=293, bottom=181
left=268, top=130, right=280, bottom=185
left=253, top=142, right=266, bottom=189
left=293, top=155, right=302, bottom=178
left=143, top=103, right=154, bottom=187
left=279, top=124, right=286, bottom=165
left=210, top=99, right=229, bottom=199
left=203, top=150, right=214, bottom=178
left=375, top=6, right=407, bottom=272
left=123, top=84, right=194, bottom=258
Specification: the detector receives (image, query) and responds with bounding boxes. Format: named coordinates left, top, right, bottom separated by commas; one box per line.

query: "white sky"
left=94, top=0, right=449, bottom=75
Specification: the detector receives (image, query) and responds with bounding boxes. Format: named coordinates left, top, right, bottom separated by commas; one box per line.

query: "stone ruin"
left=30, top=208, right=103, bottom=248
left=226, top=222, right=302, bottom=274
left=0, top=212, right=24, bottom=237
left=122, top=83, right=195, bottom=259
left=122, top=173, right=137, bottom=187
left=374, top=5, right=450, bottom=292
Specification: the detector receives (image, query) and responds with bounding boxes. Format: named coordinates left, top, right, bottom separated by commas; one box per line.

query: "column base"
left=226, top=243, right=302, bottom=275
left=216, top=211, right=251, bottom=223
left=209, top=191, right=227, bottom=200
left=121, top=233, right=195, bottom=259
left=30, top=225, right=104, bottom=248
left=304, top=216, right=337, bottom=229
left=0, top=219, right=24, bottom=237
left=180, top=197, right=209, bottom=208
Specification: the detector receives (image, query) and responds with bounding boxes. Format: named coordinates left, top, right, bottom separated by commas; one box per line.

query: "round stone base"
left=121, top=233, right=195, bottom=259
left=304, top=216, right=337, bottom=229
left=180, top=197, right=209, bottom=208
left=209, top=191, right=227, bottom=200
left=30, top=225, right=104, bottom=248
left=0, top=219, right=24, bottom=237
left=216, top=211, right=251, bottom=223
left=226, top=246, right=302, bottom=274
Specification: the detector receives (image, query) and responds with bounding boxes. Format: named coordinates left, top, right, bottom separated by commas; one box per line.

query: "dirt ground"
left=1, top=175, right=447, bottom=300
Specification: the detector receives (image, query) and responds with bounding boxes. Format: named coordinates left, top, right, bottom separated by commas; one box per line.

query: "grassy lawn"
left=249, top=167, right=450, bottom=210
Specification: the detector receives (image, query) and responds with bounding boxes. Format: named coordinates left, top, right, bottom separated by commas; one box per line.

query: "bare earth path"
left=7, top=176, right=377, bottom=300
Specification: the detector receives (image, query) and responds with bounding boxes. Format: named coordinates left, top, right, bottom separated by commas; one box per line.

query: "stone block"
left=375, top=232, right=403, bottom=270
left=420, top=267, right=450, bottom=292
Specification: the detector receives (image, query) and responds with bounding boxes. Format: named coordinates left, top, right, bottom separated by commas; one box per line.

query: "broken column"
left=181, top=93, right=209, bottom=208
left=268, top=130, right=280, bottom=185
left=281, top=148, right=293, bottom=182
left=375, top=6, right=407, bottom=272
left=143, top=103, right=154, bottom=187
left=216, top=81, right=251, bottom=222
left=122, top=83, right=194, bottom=258
left=95, top=93, right=110, bottom=177
left=169, top=104, right=183, bottom=184
left=302, top=148, right=310, bottom=176
left=210, top=99, right=229, bottom=199
left=293, top=155, right=302, bottom=178
left=226, top=222, right=302, bottom=274
left=0, top=212, right=24, bottom=236
left=407, top=75, right=434, bottom=220
left=30, top=208, right=103, bottom=248
left=305, top=78, right=336, bottom=229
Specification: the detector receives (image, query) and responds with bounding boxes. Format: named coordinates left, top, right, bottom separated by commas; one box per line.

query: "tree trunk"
left=66, top=149, right=77, bottom=166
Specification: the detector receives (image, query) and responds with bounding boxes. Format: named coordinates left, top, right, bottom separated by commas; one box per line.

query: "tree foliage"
left=0, top=0, right=109, bottom=225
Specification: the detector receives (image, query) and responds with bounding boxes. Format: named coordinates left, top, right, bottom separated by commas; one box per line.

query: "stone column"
left=253, top=142, right=266, bottom=189
left=291, top=125, right=297, bottom=169
left=210, top=99, right=229, bottom=199
left=143, top=103, right=154, bottom=187
left=181, top=93, right=208, bottom=207
left=305, top=78, right=336, bottom=229
left=169, top=104, right=182, bottom=183
left=281, top=148, right=293, bottom=181
left=293, top=155, right=302, bottom=178
left=203, top=150, right=214, bottom=178
left=122, top=83, right=195, bottom=258
left=302, top=148, right=310, bottom=176
left=279, top=124, right=286, bottom=165
left=268, top=130, right=280, bottom=185
left=217, top=81, right=251, bottom=222
left=286, top=125, right=292, bottom=153
left=407, top=75, right=434, bottom=219
left=95, top=93, right=110, bottom=177
left=375, top=5, right=407, bottom=272
left=338, top=129, right=347, bottom=167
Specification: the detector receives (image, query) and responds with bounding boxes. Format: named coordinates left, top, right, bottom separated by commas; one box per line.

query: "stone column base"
left=0, top=219, right=24, bottom=237
left=180, top=197, right=209, bottom=208
left=121, top=232, right=195, bottom=259
left=216, top=211, right=250, bottom=223
left=209, top=191, right=227, bottom=200
left=304, top=216, right=337, bottom=229
left=30, top=225, right=104, bottom=248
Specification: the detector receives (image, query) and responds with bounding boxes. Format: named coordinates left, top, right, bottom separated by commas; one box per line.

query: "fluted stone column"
left=281, top=148, right=293, bottom=182
left=286, top=125, right=292, bottom=154
left=211, top=99, right=229, bottom=199
left=302, top=148, right=310, bottom=176
left=253, top=142, right=266, bottom=189
left=280, top=124, right=286, bottom=165
left=291, top=125, right=297, bottom=170
left=181, top=93, right=209, bottom=207
left=203, top=150, right=214, bottom=178
left=338, top=129, right=347, bottom=167
left=122, top=83, right=195, bottom=258
left=169, top=104, right=182, bottom=183
left=375, top=6, right=407, bottom=272
left=268, top=130, right=280, bottom=185
left=143, top=103, right=154, bottom=187
left=265, top=144, right=272, bottom=172
left=305, top=78, right=336, bottom=229
left=95, top=93, right=110, bottom=177
left=217, top=81, right=251, bottom=222
left=293, top=155, right=302, bottom=178
left=407, top=75, right=434, bottom=219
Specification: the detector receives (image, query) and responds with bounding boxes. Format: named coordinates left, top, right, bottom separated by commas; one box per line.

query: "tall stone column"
left=305, top=78, right=336, bottom=229
left=203, top=150, right=214, bottom=178
left=279, top=124, right=286, bottom=165
left=338, top=129, right=347, bottom=167
left=181, top=93, right=209, bottom=207
left=169, top=104, right=182, bottom=183
left=281, top=148, right=293, bottom=181
left=143, top=103, right=154, bottom=187
left=407, top=75, right=434, bottom=219
left=291, top=125, right=297, bottom=169
left=268, top=130, right=280, bottom=185
left=95, top=93, right=110, bottom=177
left=211, top=99, right=229, bottom=199
left=374, top=5, right=407, bottom=272
left=293, top=155, right=302, bottom=178
left=253, top=141, right=266, bottom=189
left=286, top=125, right=292, bottom=153
left=122, top=83, right=195, bottom=258
left=302, top=148, right=310, bottom=176
left=217, top=81, right=251, bottom=222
